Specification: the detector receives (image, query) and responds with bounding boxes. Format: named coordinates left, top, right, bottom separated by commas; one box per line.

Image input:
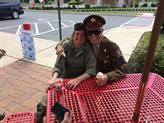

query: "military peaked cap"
left=83, top=15, right=106, bottom=31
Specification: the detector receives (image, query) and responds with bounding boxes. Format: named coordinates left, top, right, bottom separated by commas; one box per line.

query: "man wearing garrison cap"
left=83, top=15, right=127, bottom=86
left=35, top=23, right=96, bottom=123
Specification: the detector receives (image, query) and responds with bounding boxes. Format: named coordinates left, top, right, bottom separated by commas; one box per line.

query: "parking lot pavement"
left=0, top=19, right=75, bottom=40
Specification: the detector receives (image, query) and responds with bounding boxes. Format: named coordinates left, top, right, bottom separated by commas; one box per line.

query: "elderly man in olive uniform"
left=56, top=15, right=127, bottom=87
left=83, top=15, right=127, bottom=86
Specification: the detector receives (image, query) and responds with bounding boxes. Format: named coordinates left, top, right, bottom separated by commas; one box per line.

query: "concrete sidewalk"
left=0, top=32, right=58, bottom=68
left=0, top=14, right=154, bottom=122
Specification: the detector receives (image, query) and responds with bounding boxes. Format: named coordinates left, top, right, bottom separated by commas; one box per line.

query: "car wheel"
left=11, top=10, right=19, bottom=19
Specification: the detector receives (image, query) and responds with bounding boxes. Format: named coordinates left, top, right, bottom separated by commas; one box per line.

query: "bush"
left=141, top=3, right=148, bottom=7
left=134, top=3, right=139, bottom=8
left=72, top=5, right=76, bottom=9
left=67, top=6, right=71, bottom=9
left=151, top=3, right=156, bottom=7
left=128, top=32, right=164, bottom=77
left=123, top=4, right=126, bottom=8
left=85, top=4, right=90, bottom=9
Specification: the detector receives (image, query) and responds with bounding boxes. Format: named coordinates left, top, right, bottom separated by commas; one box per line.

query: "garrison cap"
left=83, top=15, right=106, bottom=31
left=74, top=23, right=84, bottom=31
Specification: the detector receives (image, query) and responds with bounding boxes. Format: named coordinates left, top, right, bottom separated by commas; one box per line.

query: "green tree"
left=128, top=32, right=164, bottom=77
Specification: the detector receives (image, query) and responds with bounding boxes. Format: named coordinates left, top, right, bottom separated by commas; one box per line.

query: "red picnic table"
left=3, top=112, right=34, bottom=123
left=46, top=73, right=164, bottom=123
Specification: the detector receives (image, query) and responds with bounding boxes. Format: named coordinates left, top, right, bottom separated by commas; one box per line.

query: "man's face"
left=86, top=29, right=102, bottom=46
left=73, top=30, right=85, bottom=47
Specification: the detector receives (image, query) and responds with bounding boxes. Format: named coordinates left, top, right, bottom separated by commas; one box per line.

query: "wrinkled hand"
left=46, top=78, right=63, bottom=93
left=56, top=45, right=65, bottom=57
left=96, top=72, right=108, bottom=87
left=61, top=112, right=72, bottom=123
left=65, top=78, right=81, bottom=90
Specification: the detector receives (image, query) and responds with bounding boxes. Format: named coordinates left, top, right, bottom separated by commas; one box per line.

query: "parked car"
left=0, top=0, right=24, bottom=19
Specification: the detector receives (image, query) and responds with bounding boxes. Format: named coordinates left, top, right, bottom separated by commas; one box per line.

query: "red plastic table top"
left=3, top=112, right=34, bottom=123
left=46, top=73, right=164, bottom=123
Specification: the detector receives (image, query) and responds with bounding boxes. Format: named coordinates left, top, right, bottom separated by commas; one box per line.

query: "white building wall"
left=53, top=0, right=64, bottom=5
left=96, top=0, right=101, bottom=6
left=117, top=0, right=124, bottom=7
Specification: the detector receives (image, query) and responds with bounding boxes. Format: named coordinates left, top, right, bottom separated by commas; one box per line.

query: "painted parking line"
left=34, top=23, right=39, bottom=35
left=70, top=21, right=76, bottom=24
left=120, top=17, right=138, bottom=27
left=34, top=23, right=73, bottom=36
left=16, top=25, right=21, bottom=35
left=0, top=20, right=76, bottom=37
left=61, top=22, right=68, bottom=27
left=120, top=16, right=155, bottom=27
left=33, top=20, right=75, bottom=36
left=47, top=21, right=55, bottom=30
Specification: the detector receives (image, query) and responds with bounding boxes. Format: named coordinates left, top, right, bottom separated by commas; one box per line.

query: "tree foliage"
left=68, top=0, right=83, bottom=5
left=128, top=32, right=164, bottom=77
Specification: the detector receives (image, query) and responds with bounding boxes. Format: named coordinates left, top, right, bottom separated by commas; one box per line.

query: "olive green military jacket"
left=96, top=36, right=128, bottom=82
left=53, top=38, right=97, bottom=78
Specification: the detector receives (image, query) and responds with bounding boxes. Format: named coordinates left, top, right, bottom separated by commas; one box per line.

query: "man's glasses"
left=86, top=30, right=102, bottom=36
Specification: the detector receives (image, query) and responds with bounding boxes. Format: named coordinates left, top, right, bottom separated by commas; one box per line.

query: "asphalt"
left=0, top=13, right=154, bottom=122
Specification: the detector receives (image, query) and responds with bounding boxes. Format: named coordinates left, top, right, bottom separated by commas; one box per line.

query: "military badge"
left=104, top=60, right=107, bottom=63
left=91, top=18, right=96, bottom=22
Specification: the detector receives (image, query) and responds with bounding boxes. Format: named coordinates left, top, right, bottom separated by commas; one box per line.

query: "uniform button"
left=104, top=60, right=107, bottom=63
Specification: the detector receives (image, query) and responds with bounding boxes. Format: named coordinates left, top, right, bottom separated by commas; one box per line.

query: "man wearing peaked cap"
left=83, top=15, right=128, bottom=87
left=55, top=15, right=127, bottom=87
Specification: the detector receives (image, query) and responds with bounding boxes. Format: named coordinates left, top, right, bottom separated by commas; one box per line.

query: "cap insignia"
left=91, top=18, right=96, bottom=22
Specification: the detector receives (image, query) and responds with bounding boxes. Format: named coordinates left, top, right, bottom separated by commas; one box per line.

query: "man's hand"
left=56, top=45, right=65, bottom=57
left=61, top=112, right=72, bottom=123
left=45, top=78, right=63, bottom=93
left=96, top=72, right=108, bottom=87
left=65, top=78, right=81, bottom=90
